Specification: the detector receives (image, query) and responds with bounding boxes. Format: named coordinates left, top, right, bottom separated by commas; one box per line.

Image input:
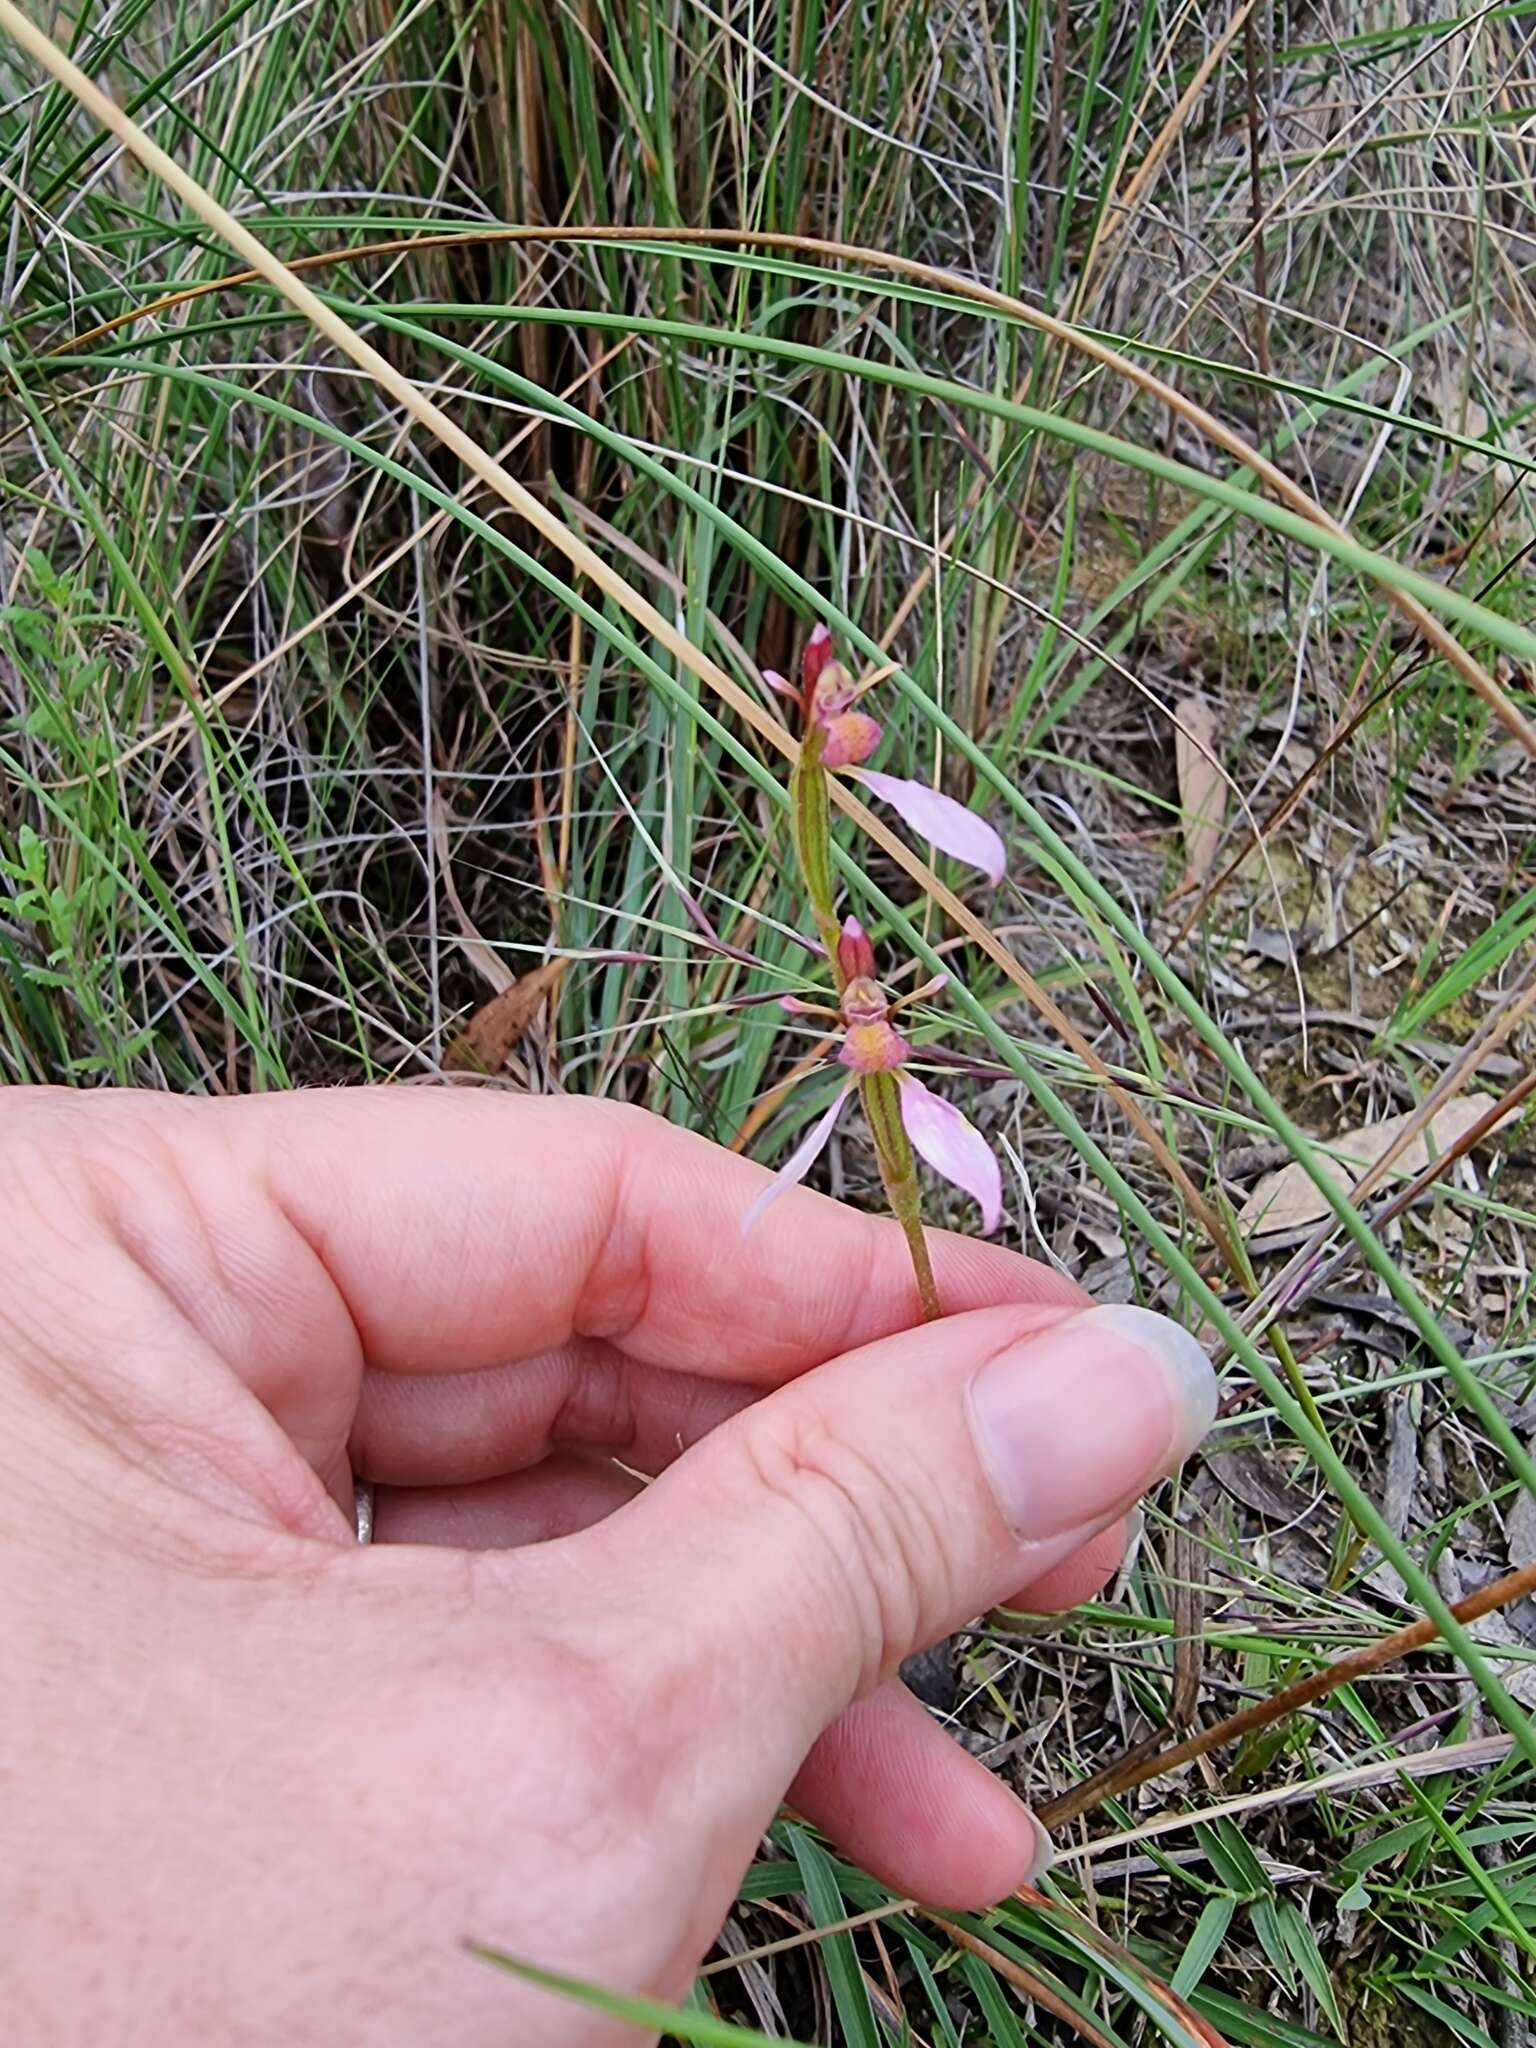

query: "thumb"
left=606, top=1301, right=1215, bottom=1773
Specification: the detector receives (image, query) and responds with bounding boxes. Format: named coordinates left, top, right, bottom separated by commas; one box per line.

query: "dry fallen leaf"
left=1239, top=1093, right=1507, bottom=1238
left=1173, top=695, right=1227, bottom=887
left=444, top=961, right=563, bottom=1074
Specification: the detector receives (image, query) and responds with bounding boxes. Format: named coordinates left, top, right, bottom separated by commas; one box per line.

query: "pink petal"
left=898, top=1076, right=1002, bottom=1234
left=741, top=1086, right=853, bottom=1235
left=761, top=668, right=798, bottom=701
left=846, top=770, right=1006, bottom=885
left=836, top=916, right=877, bottom=982
left=803, top=623, right=834, bottom=689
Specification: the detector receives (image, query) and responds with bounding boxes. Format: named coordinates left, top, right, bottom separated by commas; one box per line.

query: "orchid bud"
left=836, top=916, right=877, bottom=983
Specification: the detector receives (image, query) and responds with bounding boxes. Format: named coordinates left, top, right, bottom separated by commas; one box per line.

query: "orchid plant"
left=747, top=627, right=1007, bottom=1321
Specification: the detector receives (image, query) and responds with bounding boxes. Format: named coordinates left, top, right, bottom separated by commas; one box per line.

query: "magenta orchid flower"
left=763, top=627, right=1007, bottom=886
left=743, top=916, right=1003, bottom=1237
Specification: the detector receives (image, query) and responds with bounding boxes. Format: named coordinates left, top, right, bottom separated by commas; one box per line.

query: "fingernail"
left=967, top=1304, right=1216, bottom=1546
left=1027, top=1810, right=1054, bottom=1883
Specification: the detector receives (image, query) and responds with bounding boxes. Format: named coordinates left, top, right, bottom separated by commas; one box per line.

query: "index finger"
left=227, top=1088, right=1083, bottom=1383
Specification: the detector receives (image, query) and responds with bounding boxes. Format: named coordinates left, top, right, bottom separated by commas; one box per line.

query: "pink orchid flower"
left=763, top=627, right=1007, bottom=886
left=743, top=917, right=1003, bottom=1236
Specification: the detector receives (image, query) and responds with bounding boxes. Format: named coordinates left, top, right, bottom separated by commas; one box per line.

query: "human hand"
left=0, top=1087, right=1214, bottom=2044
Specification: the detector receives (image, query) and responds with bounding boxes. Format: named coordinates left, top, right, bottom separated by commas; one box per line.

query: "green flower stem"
left=789, top=727, right=841, bottom=967
left=793, top=728, right=939, bottom=1320
left=861, top=1070, right=941, bottom=1323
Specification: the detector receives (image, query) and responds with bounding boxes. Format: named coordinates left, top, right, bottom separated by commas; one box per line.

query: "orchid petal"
left=836, top=915, right=877, bottom=982
left=761, top=668, right=798, bottom=701
left=741, top=1086, right=853, bottom=1235
left=803, top=623, right=834, bottom=689
left=898, top=1075, right=1002, bottom=1234
left=846, top=770, right=1006, bottom=884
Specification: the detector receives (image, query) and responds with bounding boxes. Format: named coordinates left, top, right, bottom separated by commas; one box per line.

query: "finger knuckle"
left=739, top=1405, right=948, bottom=1691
